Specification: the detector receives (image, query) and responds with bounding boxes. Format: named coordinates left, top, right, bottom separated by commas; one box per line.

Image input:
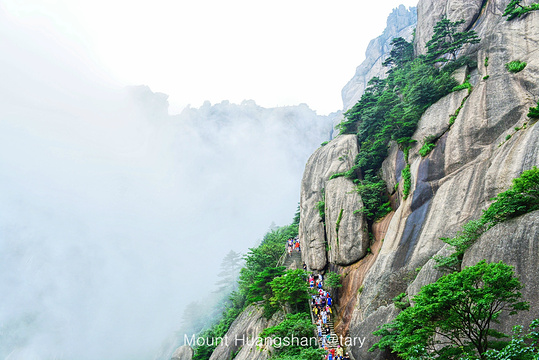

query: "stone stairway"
left=280, top=250, right=302, bottom=269
left=278, top=249, right=342, bottom=351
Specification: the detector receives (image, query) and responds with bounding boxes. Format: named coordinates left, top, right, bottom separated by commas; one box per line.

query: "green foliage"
left=483, top=75, right=490, bottom=80
left=371, top=261, right=530, bottom=360
left=506, top=134, right=512, bottom=141
left=485, top=56, right=489, bottom=67
left=335, top=208, right=344, bottom=242
left=434, top=219, right=486, bottom=271
left=482, top=166, right=539, bottom=227
left=452, top=80, right=472, bottom=92
left=382, top=37, right=414, bottom=69
left=192, top=303, right=245, bottom=360
left=292, top=204, right=300, bottom=227
left=192, top=219, right=301, bottom=359
left=418, top=142, right=436, bottom=157
left=355, top=173, right=393, bottom=222
left=503, top=0, right=539, bottom=20
left=528, top=100, right=539, bottom=119
left=269, top=269, right=311, bottom=313
left=418, top=135, right=437, bottom=157
left=320, top=141, right=329, bottom=147
left=335, top=19, right=480, bottom=228
left=425, top=17, right=480, bottom=64
left=325, top=271, right=343, bottom=289
left=484, top=319, right=539, bottom=360
left=435, top=167, right=539, bottom=271
left=316, top=201, right=325, bottom=225
left=506, top=60, right=527, bottom=73
left=392, top=293, right=410, bottom=310
left=260, top=313, right=322, bottom=359
left=402, top=165, right=411, bottom=200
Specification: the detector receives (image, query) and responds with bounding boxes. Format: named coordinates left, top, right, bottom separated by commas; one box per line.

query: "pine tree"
left=382, top=37, right=414, bottom=69
left=213, top=250, right=243, bottom=295
left=503, top=0, right=526, bottom=20
left=425, top=17, right=480, bottom=64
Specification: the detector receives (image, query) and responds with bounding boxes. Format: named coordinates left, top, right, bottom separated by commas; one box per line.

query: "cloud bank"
left=0, top=9, right=334, bottom=360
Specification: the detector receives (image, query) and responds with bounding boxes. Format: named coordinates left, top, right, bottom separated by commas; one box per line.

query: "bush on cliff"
left=371, top=261, right=529, bottom=360
left=435, top=167, right=539, bottom=271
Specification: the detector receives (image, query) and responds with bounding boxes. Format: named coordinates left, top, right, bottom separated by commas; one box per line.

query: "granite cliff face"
left=300, top=0, right=539, bottom=359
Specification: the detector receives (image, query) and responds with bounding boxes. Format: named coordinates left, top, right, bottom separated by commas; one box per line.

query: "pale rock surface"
left=409, top=88, right=469, bottom=160
left=208, top=305, right=283, bottom=360
left=299, top=135, right=361, bottom=270
left=171, top=345, right=193, bottom=360
left=462, top=211, right=539, bottom=333
left=325, top=176, right=368, bottom=266
left=414, top=0, right=484, bottom=55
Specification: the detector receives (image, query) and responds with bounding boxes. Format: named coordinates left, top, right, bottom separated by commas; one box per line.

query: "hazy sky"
left=1, top=0, right=418, bottom=114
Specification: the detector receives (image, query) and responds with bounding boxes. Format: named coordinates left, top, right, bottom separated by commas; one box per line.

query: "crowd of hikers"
left=285, top=237, right=350, bottom=359
left=306, top=272, right=350, bottom=360
left=287, top=236, right=300, bottom=255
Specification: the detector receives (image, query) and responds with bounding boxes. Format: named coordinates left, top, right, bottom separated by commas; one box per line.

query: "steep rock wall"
left=298, top=1, right=539, bottom=359
left=298, top=135, right=368, bottom=271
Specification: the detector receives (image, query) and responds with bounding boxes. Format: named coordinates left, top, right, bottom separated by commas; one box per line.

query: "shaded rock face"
left=341, top=5, right=417, bottom=111
left=462, top=211, right=539, bottom=333
left=299, top=135, right=367, bottom=271
left=209, top=305, right=282, bottom=360
left=171, top=345, right=193, bottom=360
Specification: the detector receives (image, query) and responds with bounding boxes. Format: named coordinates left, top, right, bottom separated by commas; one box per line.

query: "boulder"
left=299, top=135, right=360, bottom=270
left=209, top=305, right=283, bottom=360
left=171, top=345, right=193, bottom=360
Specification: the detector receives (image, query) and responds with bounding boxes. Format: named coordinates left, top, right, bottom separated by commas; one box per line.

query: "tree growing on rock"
left=425, top=17, right=480, bottom=64
left=371, top=261, right=529, bottom=360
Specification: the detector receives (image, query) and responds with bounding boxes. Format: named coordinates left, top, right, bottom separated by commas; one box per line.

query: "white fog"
left=0, top=9, right=333, bottom=360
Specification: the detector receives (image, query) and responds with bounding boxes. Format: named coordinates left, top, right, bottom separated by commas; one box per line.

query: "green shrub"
left=320, top=141, right=329, bottom=147
left=260, top=313, right=321, bottom=359
left=528, top=100, right=539, bottom=119
left=484, top=319, right=539, bottom=360
left=506, top=60, right=527, bottom=73
left=392, top=293, right=410, bottom=310
left=355, top=174, right=392, bottom=222
left=506, top=134, right=512, bottom=141
left=435, top=167, right=539, bottom=270
left=335, top=208, right=344, bottom=239
left=482, top=166, right=539, bottom=227
left=418, top=135, right=437, bottom=157
left=483, top=75, right=490, bottom=80
left=325, top=271, right=343, bottom=289
left=484, top=56, right=489, bottom=67
left=452, top=81, right=472, bottom=92
left=371, top=261, right=529, bottom=359
left=434, top=219, right=486, bottom=271
left=504, top=0, right=539, bottom=20
left=402, top=165, right=412, bottom=200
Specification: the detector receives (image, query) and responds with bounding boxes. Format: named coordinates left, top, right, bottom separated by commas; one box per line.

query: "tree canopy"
left=371, top=261, right=529, bottom=360
left=425, top=17, right=480, bottom=64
